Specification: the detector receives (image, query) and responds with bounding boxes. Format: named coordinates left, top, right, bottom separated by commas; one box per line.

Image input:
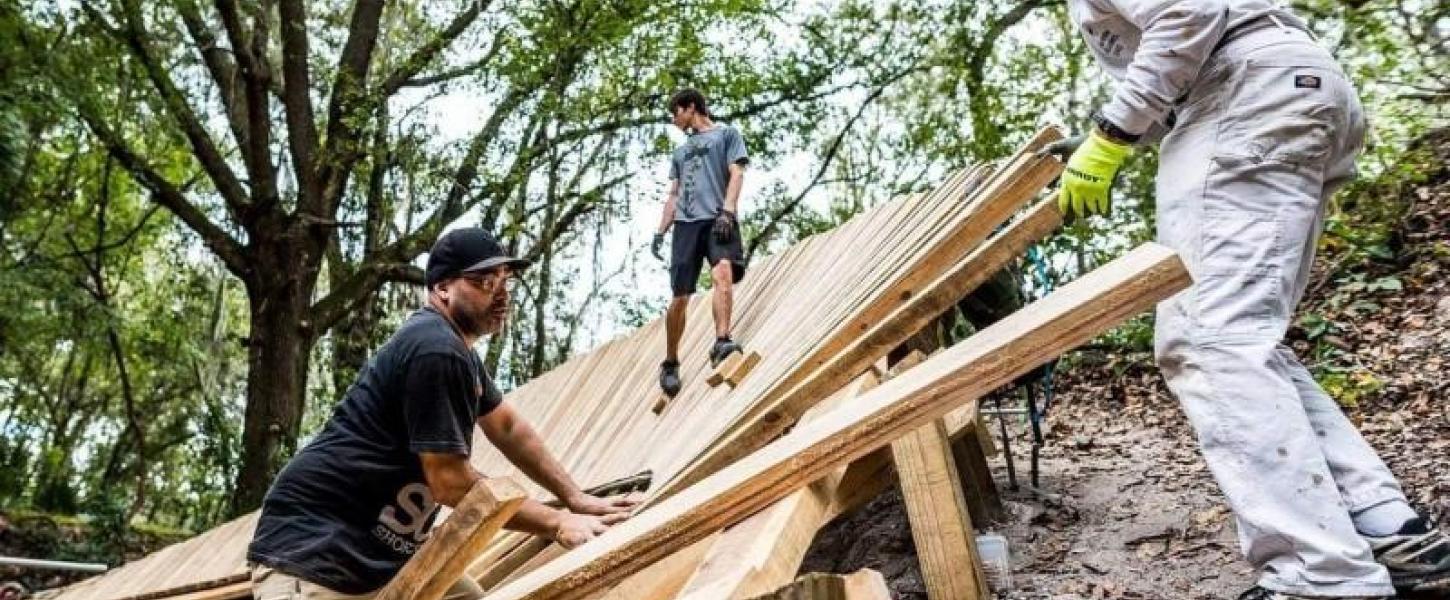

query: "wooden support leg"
left=892, top=419, right=991, bottom=600
left=951, top=427, right=1005, bottom=527
left=374, top=477, right=526, bottom=600
left=885, top=349, right=989, bottom=599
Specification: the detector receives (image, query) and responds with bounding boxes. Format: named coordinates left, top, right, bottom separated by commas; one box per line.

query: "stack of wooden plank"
left=45, top=126, right=1191, bottom=600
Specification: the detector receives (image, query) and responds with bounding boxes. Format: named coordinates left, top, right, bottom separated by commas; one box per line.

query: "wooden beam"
left=652, top=182, right=1067, bottom=505
left=375, top=477, right=527, bottom=600
left=745, top=570, right=891, bottom=600
left=481, top=243, right=1190, bottom=600
left=892, top=418, right=990, bottom=599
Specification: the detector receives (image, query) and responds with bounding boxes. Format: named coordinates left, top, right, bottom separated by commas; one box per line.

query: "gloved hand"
left=712, top=209, right=735, bottom=243
left=1043, top=130, right=1132, bottom=220
left=651, top=232, right=665, bottom=261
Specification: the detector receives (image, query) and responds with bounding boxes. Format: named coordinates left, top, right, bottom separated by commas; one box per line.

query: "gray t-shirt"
left=669, top=124, right=749, bottom=222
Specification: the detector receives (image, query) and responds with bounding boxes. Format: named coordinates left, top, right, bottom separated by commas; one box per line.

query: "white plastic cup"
left=975, top=533, right=1013, bottom=592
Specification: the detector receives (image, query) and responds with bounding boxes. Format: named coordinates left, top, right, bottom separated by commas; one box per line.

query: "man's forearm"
left=658, top=195, right=677, bottom=233
left=495, top=420, right=585, bottom=504
left=505, top=498, right=562, bottom=538
left=724, top=170, right=743, bottom=214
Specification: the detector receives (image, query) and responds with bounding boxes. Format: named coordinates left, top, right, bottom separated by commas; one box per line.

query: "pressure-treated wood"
left=375, top=478, right=527, bottom=600
left=672, top=370, right=885, bottom=600
left=746, top=570, right=891, bottom=600
left=953, top=427, right=1005, bottom=525
left=50, top=134, right=1061, bottom=600
left=707, top=351, right=746, bottom=387
left=885, top=348, right=989, bottom=599
left=593, top=533, right=724, bottom=600
left=482, top=244, right=1190, bottom=600
left=160, top=582, right=250, bottom=600
left=893, top=419, right=990, bottom=600
left=723, top=351, right=762, bottom=388
left=653, top=175, right=1068, bottom=504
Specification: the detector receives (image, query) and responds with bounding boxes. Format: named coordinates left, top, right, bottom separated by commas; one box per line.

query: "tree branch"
left=314, top=0, right=386, bottom=217
left=310, top=262, right=424, bottom=334
left=278, top=0, right=321, bottom=203
left=78, top=107, right=250, bottom=278
left=175, top=0, right=248, bottom=153
left=378, top=0, right=494, bottom=97
left=94, top=0, right=254, bottom=220
left=748, top=67, right=917, bottom=257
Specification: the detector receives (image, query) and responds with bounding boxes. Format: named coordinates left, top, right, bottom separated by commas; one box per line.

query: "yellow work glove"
left=1047, top=130, right=1133, bottom=220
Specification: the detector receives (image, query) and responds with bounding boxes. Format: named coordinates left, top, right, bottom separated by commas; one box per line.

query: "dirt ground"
left=800, top=130, right=1449, bottom=599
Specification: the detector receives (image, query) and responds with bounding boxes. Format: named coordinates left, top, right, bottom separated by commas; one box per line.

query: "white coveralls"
left=1068, top=1, right=1408, bottom=596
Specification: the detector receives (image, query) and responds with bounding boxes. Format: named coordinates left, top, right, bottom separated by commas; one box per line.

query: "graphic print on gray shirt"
left=669, top=125, right=749, bottom=222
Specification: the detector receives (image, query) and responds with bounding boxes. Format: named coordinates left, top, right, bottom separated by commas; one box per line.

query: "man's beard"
left=452, top=295, right=506, bottom=338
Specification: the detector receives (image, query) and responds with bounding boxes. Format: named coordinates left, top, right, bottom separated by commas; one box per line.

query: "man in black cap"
left=247, top=227, right=638, bottom=599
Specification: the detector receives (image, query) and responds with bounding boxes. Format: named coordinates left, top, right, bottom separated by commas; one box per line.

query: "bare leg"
left=710, top=260, right=734, bottom=338
left=665, top=295, right=689, bottom=362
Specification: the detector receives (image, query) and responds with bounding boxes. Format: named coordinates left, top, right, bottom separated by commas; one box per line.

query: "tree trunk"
left=331, top=288, right=380, bottom=399
left=232, top=243, right=322, bottom=515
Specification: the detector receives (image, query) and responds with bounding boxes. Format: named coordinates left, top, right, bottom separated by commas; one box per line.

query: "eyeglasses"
left=459, top=270, right=517, bottom=294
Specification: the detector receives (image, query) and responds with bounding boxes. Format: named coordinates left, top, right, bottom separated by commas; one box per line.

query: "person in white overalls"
left=1045, top=2, right=1450, bottom=598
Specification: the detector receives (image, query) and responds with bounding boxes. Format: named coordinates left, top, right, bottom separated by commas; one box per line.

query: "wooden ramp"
left=39, top=127, right=1180, bottom=600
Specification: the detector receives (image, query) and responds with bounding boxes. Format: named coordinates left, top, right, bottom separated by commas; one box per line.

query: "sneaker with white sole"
left=1365, top=516, right=1450, bottom=597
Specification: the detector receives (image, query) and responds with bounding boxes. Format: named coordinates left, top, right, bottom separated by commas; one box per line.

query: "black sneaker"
left=709, top=338, right=741, bottom=367
left=659, top=360, right=681, bottom=397
left=1238, top=585, right=1385, bottom=600
left=1365, top=516, right=1450, bottom=596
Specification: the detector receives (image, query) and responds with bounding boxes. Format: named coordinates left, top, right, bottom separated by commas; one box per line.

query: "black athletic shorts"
left=670, top=218, right=747, bottom=297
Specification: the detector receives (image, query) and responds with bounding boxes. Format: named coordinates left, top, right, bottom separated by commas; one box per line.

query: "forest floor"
left=801, top=129, right=1449, bottom=599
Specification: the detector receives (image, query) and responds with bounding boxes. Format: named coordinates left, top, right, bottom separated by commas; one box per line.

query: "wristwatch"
left=1092, top=112, right=1140, bottom=145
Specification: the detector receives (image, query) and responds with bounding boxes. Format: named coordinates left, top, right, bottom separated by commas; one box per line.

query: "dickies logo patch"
left=1294, top=74, right=1321, bottom=89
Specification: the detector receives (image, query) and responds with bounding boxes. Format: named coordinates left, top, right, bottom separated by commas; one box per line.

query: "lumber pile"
left=46, top=127, right=1191, bottom=600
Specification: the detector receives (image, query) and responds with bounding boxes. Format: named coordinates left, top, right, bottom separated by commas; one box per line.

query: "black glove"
left=712, top=210, right=735, bottom=243
left=651, top=232, right=665, bottom=261
left=1040, top=134, right=1085, bottom=160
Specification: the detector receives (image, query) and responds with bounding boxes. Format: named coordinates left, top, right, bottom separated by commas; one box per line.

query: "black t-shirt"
left=247, top=306, right=503, bottom=593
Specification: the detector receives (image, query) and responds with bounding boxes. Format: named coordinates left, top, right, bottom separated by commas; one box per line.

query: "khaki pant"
left=251, top=566, right=485, bottom=600
left=1153, top=22, right=1401, bottom=598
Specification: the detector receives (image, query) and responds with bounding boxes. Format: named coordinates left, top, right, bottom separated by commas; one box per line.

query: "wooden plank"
left=650, top=162, right=1068, bottom=505
left=375, top=477, right=527, bottom=600
left=672, top=370, right=885, bottom=600
left=482, top=243, right=1190, bottom=600
left=707, top=351, right=746, bottom=387
left=892, top=419, right=989, bottom=599
left=724, top=351, right=762, bottom=388
left=745, top=570, right=891, bottom=600
left=161, top=582, right=252, bottom=600
left=592, top=533, right=723, bottom=600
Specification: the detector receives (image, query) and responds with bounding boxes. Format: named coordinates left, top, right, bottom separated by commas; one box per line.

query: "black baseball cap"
left=425, top=227, right=532, bottom=287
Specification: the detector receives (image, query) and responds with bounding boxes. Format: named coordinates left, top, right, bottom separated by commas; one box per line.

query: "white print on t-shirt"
left=372, top=482, right=438, bottom=554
